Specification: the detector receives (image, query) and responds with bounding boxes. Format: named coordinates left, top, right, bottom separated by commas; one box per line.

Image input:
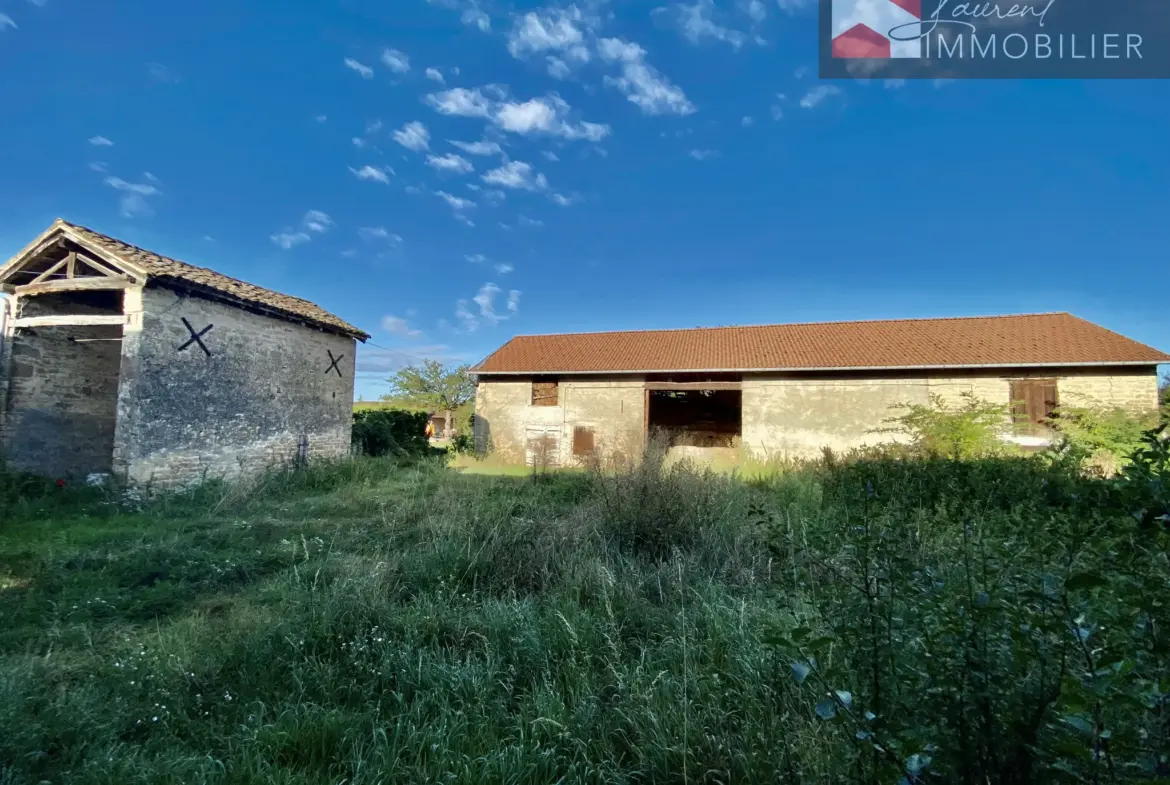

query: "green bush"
left=872, top=392, right=1013, bottom=459
left=351, top=409, right=429, bottom=457
left=1051, top=403, right=1161, bottom=473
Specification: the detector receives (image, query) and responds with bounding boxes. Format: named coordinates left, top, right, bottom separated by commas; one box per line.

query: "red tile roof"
left=474, top=313, right=1170, bottom=374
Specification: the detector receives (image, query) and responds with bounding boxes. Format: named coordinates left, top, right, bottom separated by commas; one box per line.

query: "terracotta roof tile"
left=474, top=313, right=1170, bottom=374
left=57, top=220, right=368, bottom=340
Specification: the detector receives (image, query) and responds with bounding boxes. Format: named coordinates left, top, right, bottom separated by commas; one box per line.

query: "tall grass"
left=1, top=445, right=1167, bottom=783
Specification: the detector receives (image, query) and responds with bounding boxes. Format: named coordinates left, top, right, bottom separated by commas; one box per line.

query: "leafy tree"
left=384, top=360, right=475, bottom=434
left=872, top=392, right=1012, bottom=459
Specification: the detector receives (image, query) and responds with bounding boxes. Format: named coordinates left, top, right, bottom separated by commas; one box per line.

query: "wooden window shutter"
left=573, top=426, right=595, bottom=456
left=532, top=380, right=559, bottom=407
left=1010, top=379, right=1058, bottom=435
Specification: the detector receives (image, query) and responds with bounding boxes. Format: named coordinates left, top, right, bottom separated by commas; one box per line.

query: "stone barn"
left=0, top=219, right=369, bottom=487
left=472, top=313, right=1169, bottom=466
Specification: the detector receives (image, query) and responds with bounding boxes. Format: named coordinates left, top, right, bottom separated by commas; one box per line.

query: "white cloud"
left=88, top=135, right=113, bottom=147
left=465, top=253, right=488, bottom=264
left=359, top=226, right=403, bottom=242
left=741, top=115, right=754, bottom=126
left=743, top=0, right=767, bottom=21
left=455, top=299, right=480, bottom=331
left=598, top=38, right=695, bottom=116
left=546, top=56, right=571, bottom=79
left=381, top=48, right=410, bottom=73
left=550, top=192, right=578, bottom=206
left=428, top=88, right=609, bottom=142
left=427, top=153, right=474, bottom=174
left=303, top=210, right=333, bottom=233
left=483, top=160, right=547, bottom=192
left=462, top=6, right=491, bottom=32
left=104, top=176, right=160, bottom=218
left=350, top=165, right=393, bottom=183
left=345, top=58, right=374, bottom=79
left=88, top=161, right=108, bottom=172
left=542, top=150, right=560, bottom=162
left=393, top=120, right=430, bottom=151
left=518, top=215, right=544, bottom=228
left=425, top=67, right=445, bottom=83
left=507, top=289, right=520, bottom=314
left=316, top=114, right=328, bottom=123
left=437, top=191, right=476, bottom=210
left=507, top=6, right=586, bottom=58
left=271, top=231, right=311, bottom=250
left=800, top=84, right=842, bottom=109
left=0, top=14, right=16, bottom=30
left=382, top=314, right=423, bottom=338
left=689, top=148, right=718, bottom=160
left=494, top=263, right=514, bottom=275
left=464, top=282, right=517, bottom=328
left=425, top=87, right=494, bottom=118
left=663, top=0, right=748, bottom=49
left=147, top=62, right=179, bottom=84
left=450, top=139, right=503, bottom=156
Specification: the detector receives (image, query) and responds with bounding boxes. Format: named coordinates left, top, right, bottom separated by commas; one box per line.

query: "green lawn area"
left=1, top=450, right=1169, bottom=783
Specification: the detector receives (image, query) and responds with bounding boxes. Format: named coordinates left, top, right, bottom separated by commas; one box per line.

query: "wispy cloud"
left=450, top=139, right=504, bottom=156
left=344, top=57, right=374, bottom=79
left=147, top=62, right=179, bottom=84
left=381, top=48, right=410, bottom=73
left=507, top=6, right=591, bottom=65
left=465, top=253, right=488, bottom=264
left=271, top=210, right=332, bottom=249
left=799, top=84, right=842, bottom=109
left=428, top=0, right=492, bottom=32
left=426, top=87, right=610, bottom=142
left=427, top=153, right=474, bottom=174
left=0, top=14, right=16, bottom=31
left=483, top=160, right=548, bottom=192
left=546, top=56, right=572, bottom=79
left=88, top=135, right=113, bottom=147
left=659, top=0, right=748, bottom=49
left=494, top=263, right=514, bottom=275
left=359, top=226, right=403, bottom=242
left=456, top=282, right=522, bottom=331
left=392, top=120, right=431, bottom=151
left=350, top=165, right=393, bottom=184
left=105, top=176, right=160, bottom=218
left=688, top=148, right=718, bottom=160
left=597, top=38, right=695, bottom=116
left=741, top=115, right=754, bottom=126
left=437, top=191, right=476, bottom=210
left=382, top=314, right=423, bottom=338
left=550, top=192, right=579, bottom=206
left=425, top=67, right=445, bottom=83
left=518, top=215, right=544, bottom=228
left=88, top=161, right=108, bottom=172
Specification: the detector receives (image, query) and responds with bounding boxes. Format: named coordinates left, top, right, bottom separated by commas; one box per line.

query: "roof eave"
left=473, top=360, right=1169, bottom=376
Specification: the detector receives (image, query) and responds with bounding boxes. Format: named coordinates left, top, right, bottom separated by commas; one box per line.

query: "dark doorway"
left=647, top=389, right=742, bottom=448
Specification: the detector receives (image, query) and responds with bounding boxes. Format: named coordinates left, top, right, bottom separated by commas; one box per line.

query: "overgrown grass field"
left=2, top=444, right=1169, bottom=784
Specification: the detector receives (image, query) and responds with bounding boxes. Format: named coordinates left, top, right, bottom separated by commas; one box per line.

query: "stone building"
left=0, top=219, right=369, bottom=486
left=472, top=313, right=1169, bottom=466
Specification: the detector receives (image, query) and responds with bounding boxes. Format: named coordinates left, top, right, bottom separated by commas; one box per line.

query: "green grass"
left=2, top=450, right=1168, bottom=784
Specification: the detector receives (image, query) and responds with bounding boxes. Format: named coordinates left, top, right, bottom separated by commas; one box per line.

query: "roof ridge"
left=506, top=312, right=1074, bottom=340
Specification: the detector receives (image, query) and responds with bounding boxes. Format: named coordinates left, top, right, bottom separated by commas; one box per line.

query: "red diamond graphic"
left=832, top=24, right=891, bottom=59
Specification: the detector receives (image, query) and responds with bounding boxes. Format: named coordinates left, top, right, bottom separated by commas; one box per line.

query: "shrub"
left=351, top=409, right=429, bottom=457
left=873, top=392, right=1012, bottom=459
left=1051, top=403, right=1161, bottom=474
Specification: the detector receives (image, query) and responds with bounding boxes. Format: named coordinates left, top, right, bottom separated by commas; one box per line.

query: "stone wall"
left=113, top=285, right=356, bottom=487
left=475, top=367, right=1161, bottom=465
left=474, top=377, right=645, bottom=466
left=0, top=293, right=123, bottom=477
left=742, top=367, right=1161, bottom=459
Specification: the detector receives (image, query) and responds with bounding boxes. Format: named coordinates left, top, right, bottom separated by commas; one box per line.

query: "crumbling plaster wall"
left=112, top=285, right=356, bottom=487
left=474, top=377, right=646, bottom=466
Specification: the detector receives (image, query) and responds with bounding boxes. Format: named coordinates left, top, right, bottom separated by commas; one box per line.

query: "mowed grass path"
left=1, top=454, right=1168, bottom=784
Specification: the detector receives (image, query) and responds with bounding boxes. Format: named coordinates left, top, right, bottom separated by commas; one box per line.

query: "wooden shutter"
left=531, top=380, right=559, bottom=407
left=573, top=426, right=595, bottom=456
left=1010, top=379, right=1058, bottom=435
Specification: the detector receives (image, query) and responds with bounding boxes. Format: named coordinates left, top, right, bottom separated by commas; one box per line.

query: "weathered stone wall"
left=0, top=293, right=123, bottom=477
left=474, top=377, right=645, bottom=466
left=475, top=368, right=1161, bottom=465
left=113, top=285, right=356, bottom=487
left=742, top=367, right=1161, bottom=459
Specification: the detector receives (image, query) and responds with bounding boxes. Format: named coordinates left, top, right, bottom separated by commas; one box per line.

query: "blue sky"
left=1, top=0, right=1167, bottom=399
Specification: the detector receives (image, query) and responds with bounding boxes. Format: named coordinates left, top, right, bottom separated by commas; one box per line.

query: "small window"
left=532, top=379, right=559, bottom=407
left=1010, top=379, right=1058, bottom=435
left=573, top=426, right=595, bottom=457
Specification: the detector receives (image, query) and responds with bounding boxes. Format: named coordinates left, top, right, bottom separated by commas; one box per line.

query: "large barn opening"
left=647, top=388, right=742, bottom=448
left=5, top=289, right=125, bottom=477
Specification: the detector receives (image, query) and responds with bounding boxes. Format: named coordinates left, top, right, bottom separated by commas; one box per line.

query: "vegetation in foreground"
left=1, top=432, right=1169, bottom=784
